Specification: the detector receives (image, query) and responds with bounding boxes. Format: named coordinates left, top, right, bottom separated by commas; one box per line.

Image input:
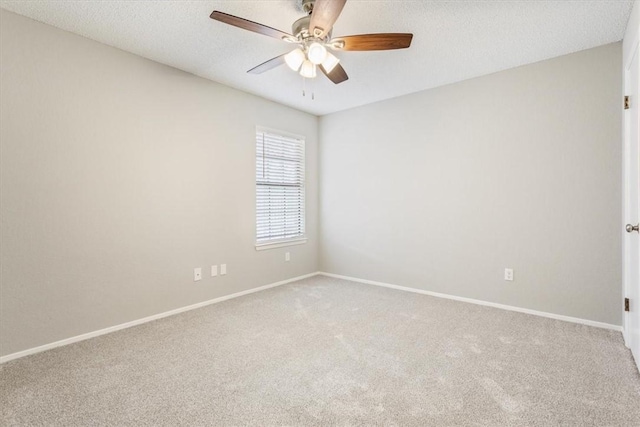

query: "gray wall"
left=319, top=43, right=623, bottom=325
left=0, top=10, right=319, bottom=357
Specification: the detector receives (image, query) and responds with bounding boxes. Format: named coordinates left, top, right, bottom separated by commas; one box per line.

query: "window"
left=255, top=128, right=306, bottom=249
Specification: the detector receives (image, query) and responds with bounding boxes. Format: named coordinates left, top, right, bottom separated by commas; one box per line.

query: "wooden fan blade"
left=320, top=63, right=348, bottom=84
left=247, top=54, right=287, bottom=74
left=331, top=33, right=413, bottom=51
left=210, top=11, right=295, bottom=42
left=309, top=0, right=347, bottom=39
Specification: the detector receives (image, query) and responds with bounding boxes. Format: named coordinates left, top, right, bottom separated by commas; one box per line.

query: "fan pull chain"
left=300, top=77, right=315, bottom=100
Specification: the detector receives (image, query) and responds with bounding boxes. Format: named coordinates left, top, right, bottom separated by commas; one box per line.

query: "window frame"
left=255, top=126, right=307, bottom=251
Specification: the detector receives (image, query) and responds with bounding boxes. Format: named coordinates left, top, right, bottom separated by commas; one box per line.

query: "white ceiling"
left=0, top=1, right=634, bottom=116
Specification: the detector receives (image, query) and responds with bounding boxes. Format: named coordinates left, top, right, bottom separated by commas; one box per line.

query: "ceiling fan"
left=210, top=0, right=413, bottom=84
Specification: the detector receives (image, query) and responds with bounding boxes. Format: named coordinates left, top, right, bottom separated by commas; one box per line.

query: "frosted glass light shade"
left=307, top=42, right=327, bottom=65
left=284, top=48, right=305, bottom=71
left=321, top=52, right=340, bottom=73
left=299, top=60, right=317, bottom=78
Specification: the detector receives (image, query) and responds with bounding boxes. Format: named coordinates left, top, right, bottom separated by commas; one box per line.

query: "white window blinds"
left=256, top=129, right=305, bottom=245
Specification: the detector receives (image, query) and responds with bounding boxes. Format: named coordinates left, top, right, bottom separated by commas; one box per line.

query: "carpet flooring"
left=2, top=275, right=640, bottom=426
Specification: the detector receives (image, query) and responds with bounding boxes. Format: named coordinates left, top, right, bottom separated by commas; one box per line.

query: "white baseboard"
left=319, top=272, right=623, bottom=332
left=2, top=271, right=622, bottom=364
left=623, top=319, right=631, bottom=348
left=0, top=272, right=320, bottom=364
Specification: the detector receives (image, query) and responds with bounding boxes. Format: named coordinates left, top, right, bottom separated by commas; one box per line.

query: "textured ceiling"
left=0, top=1, right=634, bottom=116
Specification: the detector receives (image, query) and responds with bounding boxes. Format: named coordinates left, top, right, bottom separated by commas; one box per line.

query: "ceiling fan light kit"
left=210, top=0, right=413, bottom=87
left=300, top=60, right=317, bottom=78
left=307, top=42, right=327, bottom=64
left=320, top=52, right=340, bottom=73
left=284, top=48, right=306, bottom=71
left=284, top=43, right=339, bottom=77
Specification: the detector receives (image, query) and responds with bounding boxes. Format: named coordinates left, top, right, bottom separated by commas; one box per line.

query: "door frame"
left=623, top=51, right=634, bottom=347
left=623, top=4, right=639, bottom=349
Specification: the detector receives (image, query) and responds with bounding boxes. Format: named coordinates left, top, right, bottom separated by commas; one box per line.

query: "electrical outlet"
left=220, top=264, right=227, bottom=275
left=194, top=268, right=202, bottom=282
left=504, top=268, right=514, bottom=281
left=285, top=252, right=290, bottom=262
left=211, top=265, right=218, bottom=277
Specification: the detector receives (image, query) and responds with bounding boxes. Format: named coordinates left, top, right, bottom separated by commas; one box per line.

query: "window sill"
left=255, top=238, right=307, bottom=251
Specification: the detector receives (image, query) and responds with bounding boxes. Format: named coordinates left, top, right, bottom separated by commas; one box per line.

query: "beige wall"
left=0, top=10, right=319, bottom=357
left=319, top=43, right=623, bottom=325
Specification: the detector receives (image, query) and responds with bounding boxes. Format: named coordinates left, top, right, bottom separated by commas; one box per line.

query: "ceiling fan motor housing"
left=292, top=15, right=331, bottom=42
left=292, top=15, right=311, bottom=38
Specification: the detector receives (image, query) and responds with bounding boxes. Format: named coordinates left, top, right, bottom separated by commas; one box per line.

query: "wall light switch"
left=504, top=268, right=514, bottom=281
left=211, top=265, right=218, bottom=277
left=194, top=268, right=202, bottom=282
left=220, top=264, right=227, bottom=275
left=285, top=252, right=290, bottom=262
